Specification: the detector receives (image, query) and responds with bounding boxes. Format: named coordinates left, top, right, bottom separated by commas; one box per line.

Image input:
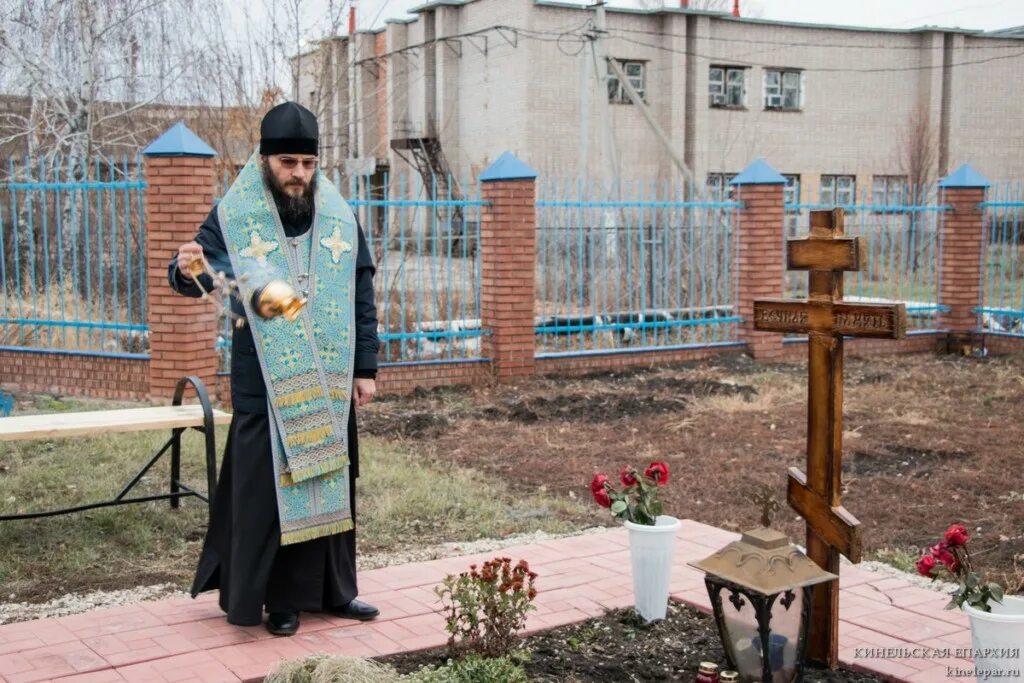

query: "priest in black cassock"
left=167, top=102, right=380, bottom=636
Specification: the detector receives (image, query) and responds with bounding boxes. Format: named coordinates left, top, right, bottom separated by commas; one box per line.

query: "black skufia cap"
left=259, top=102, right=319, bottom=156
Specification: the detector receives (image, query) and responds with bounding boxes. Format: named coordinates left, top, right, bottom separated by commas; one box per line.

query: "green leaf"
left=989, top=584, right=1005, bottom=603
left=611, top=500, right=628, bottom=515
left=944, top=598, right=958, bottom=611
left=966, top=574, right=979, bottom=589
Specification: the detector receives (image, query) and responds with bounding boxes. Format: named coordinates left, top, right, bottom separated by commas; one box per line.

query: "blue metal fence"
left=980, top=183, right=1024, bottom=336
left=345, top=171, right=485, bottom=364
left=535, top=178, right=741, bottom=356
left=785, top=182, right=945, bottom=330
left=0, top=157, right=147, bottom=355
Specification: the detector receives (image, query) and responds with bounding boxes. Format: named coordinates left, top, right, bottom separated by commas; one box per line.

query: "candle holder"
left=185, top=255, right=307, bottom=325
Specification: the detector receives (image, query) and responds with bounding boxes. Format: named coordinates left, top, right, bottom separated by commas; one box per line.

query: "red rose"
left=916, top=554, right=937, bottom=578
left=592, top=488, right=612, bottom=508
left=620, top=466, right=638, bottom=487
left=930, top=542, right=960, bottom=574
left=644, top=462, right=670, bottom=486
left=590, top=473, right=609, bottom=495
left=944, top=524, right=969, bottom=547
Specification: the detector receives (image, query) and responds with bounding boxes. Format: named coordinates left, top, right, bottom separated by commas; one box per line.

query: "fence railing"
left=345, top=171, right=485, bottom=365
left=535, top=178, right=741, bottom=356
left=5, top=156, right=1021, bottom=368
left=785, top=183, right=945, bottom=331
left=981, top=182, right=1024, bottom=337
left=0, top=156, right=147, bottom=355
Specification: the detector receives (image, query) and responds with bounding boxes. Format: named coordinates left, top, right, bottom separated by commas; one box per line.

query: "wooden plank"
left=0, top=406, right=232, bottom=442
left=833, top=303, right=907, bottom=339
left=752, top=299, right=809, bottom=333
left=807, top=531, right=841, bottom=668
left=786, top=237, right=862, bottom=272
left=753, top=300, right=907, bottom=338
left=787, top=468, right=863, bottom=562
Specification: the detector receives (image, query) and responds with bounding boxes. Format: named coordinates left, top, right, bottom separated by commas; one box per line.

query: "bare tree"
left=0, top=0, right=222, bottom=171
left=0, top=0, right=240, bottom=306
left=897, top=98, right=939, bottom=272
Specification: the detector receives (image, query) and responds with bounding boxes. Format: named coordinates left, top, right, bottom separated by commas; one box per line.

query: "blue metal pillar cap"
left=730, top=158, right=787, bottom=185
left=479, top=152, right=538, bottom=182
left=939, top=164, right=990, bottom=189
left=143, top=122, right=217, bottom=157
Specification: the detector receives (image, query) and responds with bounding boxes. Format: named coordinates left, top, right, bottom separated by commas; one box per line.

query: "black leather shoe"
left=330, top=599, right=379, bottom=621
left=266, top=611, right=300, bottom=636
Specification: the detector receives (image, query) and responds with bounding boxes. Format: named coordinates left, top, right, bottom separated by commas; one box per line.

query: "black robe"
left=167, top=205, right=379, bottom=626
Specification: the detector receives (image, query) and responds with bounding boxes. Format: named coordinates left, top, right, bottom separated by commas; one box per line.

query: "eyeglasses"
left=276, top=156, right=318, bottom=170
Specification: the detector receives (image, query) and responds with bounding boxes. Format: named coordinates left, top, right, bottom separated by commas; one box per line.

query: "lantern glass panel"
left=764, top=589, right=803, bottom=682
left=723, top=588, right=804, bottom=683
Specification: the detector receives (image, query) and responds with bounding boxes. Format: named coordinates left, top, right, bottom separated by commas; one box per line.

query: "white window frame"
left=820, top=175, right=856, bottom=207
left=709, top=65, right=746, bottom=108
left=783, top=174, right=801, bottom=207
left=764, top=68, right=803, bottom=111
left=872, top=175, right=907, bottom=208
left=608, top=59, right=647, bottom=105
left=707, top=172, right=738, bottom=201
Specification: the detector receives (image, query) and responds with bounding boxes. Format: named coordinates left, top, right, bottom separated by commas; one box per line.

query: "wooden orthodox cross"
left=753, top=209, right=907, bottom=667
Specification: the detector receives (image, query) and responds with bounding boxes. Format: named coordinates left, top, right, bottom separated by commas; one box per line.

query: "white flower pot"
left=624, top=515, right=681, bottom=623
left=964, top=595, right=1024, bottom=682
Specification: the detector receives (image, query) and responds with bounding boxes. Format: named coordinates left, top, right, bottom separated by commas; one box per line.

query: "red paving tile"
left=1, top=522, right=976, bottom=682
left=52, top=671, right=128, bottom=682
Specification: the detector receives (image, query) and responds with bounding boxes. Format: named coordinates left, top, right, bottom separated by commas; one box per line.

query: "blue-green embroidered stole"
left=218, top=155, right=358, bottom=545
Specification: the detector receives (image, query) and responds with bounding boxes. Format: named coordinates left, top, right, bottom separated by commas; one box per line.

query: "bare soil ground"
left=362, top=351, right=1024, bottom=588
left=380, top=603, right=883, bottom=682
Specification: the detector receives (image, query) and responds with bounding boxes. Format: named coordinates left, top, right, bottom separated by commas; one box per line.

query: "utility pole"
left=578, top=13, right=590, bottom=178
left=589, top=1, right=620, bottom=194
left=606, top=58, right=694, bottom=185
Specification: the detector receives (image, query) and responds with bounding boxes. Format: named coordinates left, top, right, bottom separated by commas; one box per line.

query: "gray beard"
left=263, top=165, right=316, bottom=228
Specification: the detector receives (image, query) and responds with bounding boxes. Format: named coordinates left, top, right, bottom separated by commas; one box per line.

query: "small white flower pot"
left=624, top=514, right=681, bottom=623
left=963, top=595, right=1024, bottom=682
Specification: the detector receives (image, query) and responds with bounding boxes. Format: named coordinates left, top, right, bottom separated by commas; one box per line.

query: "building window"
left=783, top=174, right=801, bottom=206
left=820, top=175, right=856, bottom=207
left=707, top=173, right=737, bottom=201
left=608, top=60, right=646, bottom=104
left=783, top=175, right=801, bottom=233
left=872, top=175, right=907, bottom=207
left=764, top=69, right=802, bottom=110
left=709, top=66, right=746, bottom=108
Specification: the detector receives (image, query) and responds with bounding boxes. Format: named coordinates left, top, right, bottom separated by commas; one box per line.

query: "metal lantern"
left=689, top=526, right=837, bottom=683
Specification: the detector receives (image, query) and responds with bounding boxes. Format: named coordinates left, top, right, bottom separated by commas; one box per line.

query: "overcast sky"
left=346, top=0, right=1024, bottom=33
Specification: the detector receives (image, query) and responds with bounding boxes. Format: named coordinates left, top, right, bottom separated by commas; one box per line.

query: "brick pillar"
left=732, top=159, right=787, bottom=361
left=479, top=152, right=537, bottom=381
left=143, top=123, right=220, bottom=400
left=937, top=164, right=990, bottom=352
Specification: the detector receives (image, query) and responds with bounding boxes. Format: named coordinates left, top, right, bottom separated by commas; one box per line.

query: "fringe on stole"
left=276, top=386, right=325, bottom=407
left=285, top=424, right=334, bottom=449
left=279, top=454, right=350, bottom=487
left=280, top=517, right=354, bottom=546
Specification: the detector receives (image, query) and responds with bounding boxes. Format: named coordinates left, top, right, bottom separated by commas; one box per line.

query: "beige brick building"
left=296, top=0, right=1024, bottom=200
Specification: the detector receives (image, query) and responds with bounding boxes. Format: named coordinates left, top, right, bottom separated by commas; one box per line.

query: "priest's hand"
left=176, top=241, right=204, bottom=280
left=354, top=378, right=376, bottom=407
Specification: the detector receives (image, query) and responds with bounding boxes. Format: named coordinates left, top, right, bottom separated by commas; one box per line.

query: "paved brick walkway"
left=0, top=520, right=973, bottom=682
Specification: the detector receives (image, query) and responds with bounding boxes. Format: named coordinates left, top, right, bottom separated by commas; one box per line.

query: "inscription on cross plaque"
left=754, top=209, right=907, bottom=667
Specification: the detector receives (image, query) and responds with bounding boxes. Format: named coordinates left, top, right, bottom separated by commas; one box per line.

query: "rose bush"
left=589, top=461, right=670, bottom=525
left=435, top=557, right=539, bottom=658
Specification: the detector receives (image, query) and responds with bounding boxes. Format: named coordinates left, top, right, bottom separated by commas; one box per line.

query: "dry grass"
left=0, top=394, right=590, bottom=604
left=265, top=654, right=400, bottom=683
left=1, top=279, right=144, bottom=352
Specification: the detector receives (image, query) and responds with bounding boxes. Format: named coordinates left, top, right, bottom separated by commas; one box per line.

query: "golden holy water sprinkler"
left=187, top=255, right=307, bottom=323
